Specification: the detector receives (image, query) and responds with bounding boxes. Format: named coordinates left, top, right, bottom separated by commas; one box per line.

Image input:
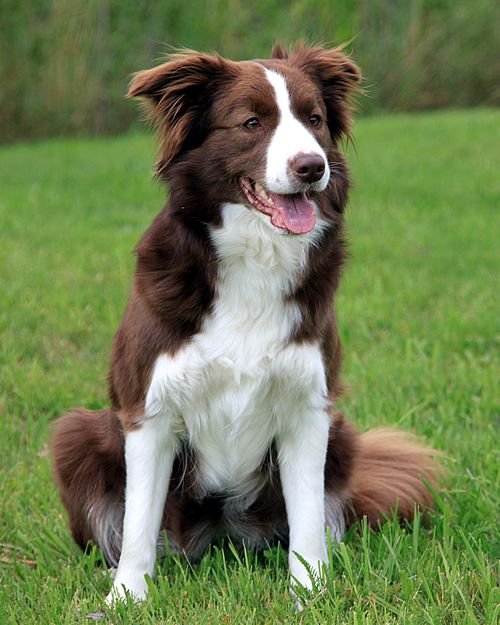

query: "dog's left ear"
left=128, top=51, right=236, bottom=174
left=271, top=42, right=289, bottom=60
left=288, top=45, right=362, bottom=141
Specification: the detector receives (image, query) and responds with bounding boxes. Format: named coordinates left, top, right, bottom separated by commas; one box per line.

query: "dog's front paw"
left=289, top=553, right=327, bottom=609
left=105, top=570, right=149, bottom=605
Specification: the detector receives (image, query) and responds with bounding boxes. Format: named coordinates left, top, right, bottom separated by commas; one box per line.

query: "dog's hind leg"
left=324, top=414, right=441, bottom=532
left=324, top=414, right=357, bottom=542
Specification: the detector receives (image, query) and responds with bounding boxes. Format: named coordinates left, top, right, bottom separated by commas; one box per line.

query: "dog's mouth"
left=240, top=178, right=316, bottom=235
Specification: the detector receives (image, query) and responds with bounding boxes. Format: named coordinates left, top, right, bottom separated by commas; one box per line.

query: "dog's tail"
left=52, top=407, right=126, bottom=566
left=345, top=427, right=441, bottom=527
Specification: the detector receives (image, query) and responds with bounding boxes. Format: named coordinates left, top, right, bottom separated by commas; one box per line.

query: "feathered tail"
left=346, top=428, right=441, bottom=526
left=52, top=407, right=126, bottom=566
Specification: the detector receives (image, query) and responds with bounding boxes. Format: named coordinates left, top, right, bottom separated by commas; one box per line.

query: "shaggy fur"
left=52, top=43, right=440, bottom=603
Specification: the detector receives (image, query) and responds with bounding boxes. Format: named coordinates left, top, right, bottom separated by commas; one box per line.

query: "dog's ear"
left=128, top=52, right=235, bottom=173
left=271, top=42, right=288, bottom=60
left=288, top=45, right=362, bottom=141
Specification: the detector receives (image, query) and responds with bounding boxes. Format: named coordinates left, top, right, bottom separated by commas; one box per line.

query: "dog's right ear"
left=128, top=52, right=236, bottom=174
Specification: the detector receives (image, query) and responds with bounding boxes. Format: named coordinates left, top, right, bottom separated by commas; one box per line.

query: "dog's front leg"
left=278, top=411, right=330, bottom=594
left=106, top=415, right=177, bottom=604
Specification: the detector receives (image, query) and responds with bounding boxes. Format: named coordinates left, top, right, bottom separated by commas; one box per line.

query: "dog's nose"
left=290, top=153, right=326, bottom=184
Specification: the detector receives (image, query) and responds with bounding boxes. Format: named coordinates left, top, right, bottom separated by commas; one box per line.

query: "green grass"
left=0, top=109, right=498, bottom=624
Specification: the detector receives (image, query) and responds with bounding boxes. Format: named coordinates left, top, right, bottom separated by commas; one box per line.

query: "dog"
left=52, top=43, right=439, bottom=604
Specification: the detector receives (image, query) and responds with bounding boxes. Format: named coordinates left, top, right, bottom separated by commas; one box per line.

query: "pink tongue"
left=267, top=192, right=316, bottom=234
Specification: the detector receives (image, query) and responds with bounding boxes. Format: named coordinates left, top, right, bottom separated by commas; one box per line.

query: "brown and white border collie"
left=52, top=43, right=439, bottom=604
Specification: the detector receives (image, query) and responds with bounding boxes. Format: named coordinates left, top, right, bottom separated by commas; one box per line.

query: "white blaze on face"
left=263, top=68, right=330, bottom=194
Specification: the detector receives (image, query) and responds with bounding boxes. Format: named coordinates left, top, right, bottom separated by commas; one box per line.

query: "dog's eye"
left=308, top=114, right=322, bottom=128
left=243, top=117, right=261, bottom=130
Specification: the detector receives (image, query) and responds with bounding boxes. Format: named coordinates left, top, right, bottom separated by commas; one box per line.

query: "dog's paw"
left=290, top=583, right=327, bottom=611
left=289, top=553, right=327, bottom=609
left=105, top=570, right=149, bottom=605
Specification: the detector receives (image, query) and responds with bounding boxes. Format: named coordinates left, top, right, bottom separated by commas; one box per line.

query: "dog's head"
left=129, top=44, right=361, bottom=234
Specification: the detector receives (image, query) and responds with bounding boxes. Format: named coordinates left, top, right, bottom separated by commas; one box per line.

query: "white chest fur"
left=145, top=204, right=328, bottom=495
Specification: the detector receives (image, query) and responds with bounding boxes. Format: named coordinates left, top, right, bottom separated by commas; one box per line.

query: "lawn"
left=0, top=109, right=498, bottom=624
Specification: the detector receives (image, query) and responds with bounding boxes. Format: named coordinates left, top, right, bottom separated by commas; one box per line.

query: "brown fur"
left=107, top=44, right=360, bottom=429
left=347, top=429, right=441, bottom=525
left=52, top=43, right=441, bottom=569
left=52, top=408, right=125, bottom=564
